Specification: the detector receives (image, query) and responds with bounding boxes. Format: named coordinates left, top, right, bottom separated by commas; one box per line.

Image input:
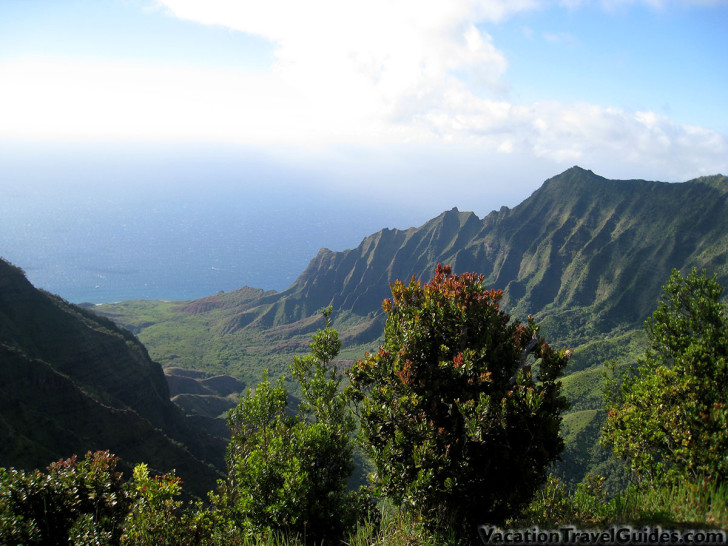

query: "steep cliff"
left=0, top=258, right=224, bottom=496
left=227, top=167, right=728, bottom=345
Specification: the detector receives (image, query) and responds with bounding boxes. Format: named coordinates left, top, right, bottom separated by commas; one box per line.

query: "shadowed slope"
left=0, top=258, right=224, bottom=497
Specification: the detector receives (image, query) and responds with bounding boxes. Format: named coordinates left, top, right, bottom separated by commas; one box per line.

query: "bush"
left=348, top=265, right=570, bottom=538
left=121, top=463, right=215, bottom=545
left=215, top=307, right=376, bottom=543
left=603, top=268, right=728, bottom=483
left=0, top=451, right=130, bottom=545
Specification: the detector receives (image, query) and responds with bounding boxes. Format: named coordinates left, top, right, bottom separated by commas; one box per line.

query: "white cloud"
left=0, top=60, right=306, bottom=143
left=0, top=0, right=725, bottom=183
left=1, top=0, right=529, bottom=147
left=154, top=0, right=522, bottom=129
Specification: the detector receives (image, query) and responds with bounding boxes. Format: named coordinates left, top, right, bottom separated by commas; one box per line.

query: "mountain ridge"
left=90, top=166, right=728, bottom=391
left=12, top=165, right=727, bottom=487
left=210, top=166, right=728, bottom=346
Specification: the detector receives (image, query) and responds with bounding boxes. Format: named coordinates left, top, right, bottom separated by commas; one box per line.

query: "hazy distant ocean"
left=0, top=181, right=427, bottom=304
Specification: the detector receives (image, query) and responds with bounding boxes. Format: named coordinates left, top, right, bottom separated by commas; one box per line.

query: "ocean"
left=0, top=181, right=427, bottom=304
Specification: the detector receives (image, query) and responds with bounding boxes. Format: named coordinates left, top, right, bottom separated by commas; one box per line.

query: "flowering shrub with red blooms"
left=0, top=451, right=130, bottom=544
left=348, top=264, right=570, bottom=538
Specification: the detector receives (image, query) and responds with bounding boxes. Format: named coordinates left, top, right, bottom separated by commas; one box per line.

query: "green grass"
left=561, top=409, right=600, bottom=448
left=566, top=329, right=646, bottom=374
left=560, top=365, right=605, bottom=412
left=512, top=475, right=728, bottom=530
left=619, top=481, right=728, bottom=528
left=345, top=507, right=462, bottom=546
left=92, top=301, right=385, bottom=396
left=193, top=481, right=728, bottom=545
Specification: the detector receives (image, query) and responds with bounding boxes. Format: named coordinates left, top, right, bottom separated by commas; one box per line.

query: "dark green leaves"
left=217, top=307, right=375, bottom=542
left=348, top=265, right=570, bottom=537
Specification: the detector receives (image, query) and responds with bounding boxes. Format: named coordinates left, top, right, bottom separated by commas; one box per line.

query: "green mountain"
left=250, top=166, right=728, bottom=342
left=0, top=258, right=224, bottom=497
left=91, top=166, right=728, bottom=484
left=98, top=166, right=728, bottom=360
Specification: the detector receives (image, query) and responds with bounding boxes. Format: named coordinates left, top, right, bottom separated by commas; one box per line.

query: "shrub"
left=0, top=451, right=130, bottom=545
left=603, top=268, right=728, bottom=483
left=348, top=265, right=570, bottom=538
left=215, top=307, right=376, bottom=543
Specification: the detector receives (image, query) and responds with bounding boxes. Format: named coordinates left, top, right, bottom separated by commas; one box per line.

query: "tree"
left=603, top=268, right=728, bottom=483
left=215, top=307, right=375, bottom=543
left=347, top=265, right=570, bottom=536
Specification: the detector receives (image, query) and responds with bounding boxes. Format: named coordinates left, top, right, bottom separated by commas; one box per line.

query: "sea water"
left=0, top=180, right=422, bottom=304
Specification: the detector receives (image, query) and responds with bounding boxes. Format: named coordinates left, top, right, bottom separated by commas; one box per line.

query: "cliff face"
left=243, top=167, right=728, bottom=344
left=0, top=259, right=224, bottom=496
left=91, top=167, right=728, bottom=375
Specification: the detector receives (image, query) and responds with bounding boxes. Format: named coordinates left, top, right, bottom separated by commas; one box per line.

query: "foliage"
left=0, top=451, right=130, bottom=545
left=215, top=307, right=376, bottom=543
left=515, top=473, right=728, bottom=530
left=603, top=268, right=728, bottom=483
left=121, top=463, right=214, bottom=545
left=346, top=501, right=461, bottom=546
left=347, top=264, right=570, bottom=537
left=619, top=479, right=728, bottom=527
left=514, top=473, right=620, bottom=528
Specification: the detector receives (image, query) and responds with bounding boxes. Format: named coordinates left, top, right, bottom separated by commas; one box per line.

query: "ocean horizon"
left=1, top=182, right=436, bottom=304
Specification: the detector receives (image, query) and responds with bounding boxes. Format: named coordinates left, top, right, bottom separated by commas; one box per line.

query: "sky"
left=2, top=0, right=727, bottom=206
left=1, top=0, right=727, bottom=298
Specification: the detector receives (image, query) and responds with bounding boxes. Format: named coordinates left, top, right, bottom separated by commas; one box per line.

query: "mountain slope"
left=233, top=167, right=728, bottom=345
left=96, top=167, right=728, bottom=372
left=0, top=258, right=224, bottom=496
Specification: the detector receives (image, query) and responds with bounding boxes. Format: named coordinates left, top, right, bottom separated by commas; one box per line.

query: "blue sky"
left=1, top=0, right=727, bottom=217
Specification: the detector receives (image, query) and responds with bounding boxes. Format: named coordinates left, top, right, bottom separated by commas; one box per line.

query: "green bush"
left=214, top=308, right=376, bottom=543
left=348, top=265, right=570, bottom=538
left=603, top=268, right=728, bottom=483
left=0, top=451, right=130, bottom=545
left=121, top=463, right=215, bottom=545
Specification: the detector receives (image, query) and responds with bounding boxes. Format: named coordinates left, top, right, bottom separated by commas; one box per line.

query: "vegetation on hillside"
left=4, top=167, right=728, bottom=542
left=4, top=266, right=726, bottom=544
left=0, top=258, right=225, bottom=498
left=603, top=268, right=728, bottom=483
left=89, top=168, right=728, bottom=488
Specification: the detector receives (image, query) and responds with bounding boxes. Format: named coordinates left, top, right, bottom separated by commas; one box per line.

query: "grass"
left=195, top=480, right=728, bottom=545
left=92, top=301, right=381, bottom=390
left=346, top=504, right=459, bottom=546
left=561, top=409, right=600, bottom=448
left=619, top=480, right=728, bottom=528
left=512, top=475, right=728, bottom=530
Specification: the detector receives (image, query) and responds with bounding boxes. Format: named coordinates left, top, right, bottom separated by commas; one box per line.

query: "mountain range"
left=90, top=166, right=728, bottom=484
left=95, top=167, right=728, bottom=368
left=3, top=166, right=727, bottom=489
left=255, top=166, right=728, bottom=341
